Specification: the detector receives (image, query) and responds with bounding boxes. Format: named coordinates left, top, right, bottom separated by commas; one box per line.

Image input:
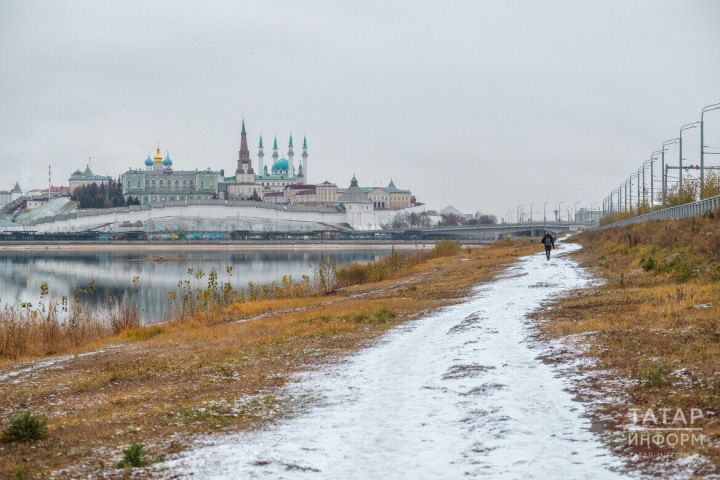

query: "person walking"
left=540, top=232, right=555, bottom=260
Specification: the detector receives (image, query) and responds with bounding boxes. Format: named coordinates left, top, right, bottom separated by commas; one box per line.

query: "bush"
left=13, top=468, right=27, bottom=480
left=117, top=442, right=149, bottom=468
left=341, top=307, right=396, bottom=325
left=314, top=257, right=337, bottom=294
left=2, top=412, right=48, bottom=443
left=640, top=256, right=657, bottom=272
left=431, top=240, right=462, bottom=258
left=640, top=362, right=670, bottom=388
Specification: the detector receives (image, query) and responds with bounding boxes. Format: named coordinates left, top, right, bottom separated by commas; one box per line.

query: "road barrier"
left=602, top=194, right=720, bottom=228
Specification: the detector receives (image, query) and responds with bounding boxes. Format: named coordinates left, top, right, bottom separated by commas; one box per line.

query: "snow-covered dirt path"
left=161, top=244, right=629, bottom=479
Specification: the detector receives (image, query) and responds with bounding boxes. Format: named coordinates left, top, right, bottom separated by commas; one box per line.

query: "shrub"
left=431, top=240, right=462, bottom=258
left=640, top=362, right=670, bottom=388
left=314, top=257, right=337, bottom=294
left=2, top=412, right=48, bottom=443
left=335, top=263, right=369, bottom=286
left=493, top=238, right=513, bottom=247
left=640, top=256, right=657, bottom=272
left=117, top=442, right=149, bottom=468
left=341, top=307, right=396, bottom=325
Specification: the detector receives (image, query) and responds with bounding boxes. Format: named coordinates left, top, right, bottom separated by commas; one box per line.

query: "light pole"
left=649, top=150, right=662, bottom=207
left=625, top=179, right=629, bottom=212
left=543, top=201, right=549, bottom=223
left=529, top=202, right=534, bottom=223
left=679, top=122, right=700, bottom=194
left=661, top=139, right=679, bottom=205
left=557, top=201, right=564, bottom=222
left=573, top=201, right=580, bottom=221
left=701, top=103, right=720, bottom=193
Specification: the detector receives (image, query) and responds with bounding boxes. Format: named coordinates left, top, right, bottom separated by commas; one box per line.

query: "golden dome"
left=153, top=146, right=163, bottom=164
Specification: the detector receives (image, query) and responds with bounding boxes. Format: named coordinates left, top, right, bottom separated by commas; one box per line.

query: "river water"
left=0, top=249, right=390, bottom=324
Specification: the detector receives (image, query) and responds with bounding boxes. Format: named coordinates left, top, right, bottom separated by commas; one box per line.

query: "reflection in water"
left=0, top=250, right=390, bottom=324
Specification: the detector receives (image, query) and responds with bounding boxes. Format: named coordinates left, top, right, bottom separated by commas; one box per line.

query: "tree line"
left=72, top=179, right=140, bottom=209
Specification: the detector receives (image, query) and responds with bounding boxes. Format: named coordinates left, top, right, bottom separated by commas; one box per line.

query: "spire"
left=302, top=136, right=308, bottom=150
left=237, top=119, right=252, bottom=174
left=288, top=134, right=294, bottom=148
left=258, top=135, right=264, bottom=148
left=273, top=136, right=278, bottom=150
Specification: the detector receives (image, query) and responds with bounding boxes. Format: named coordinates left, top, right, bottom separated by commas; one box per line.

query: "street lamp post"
left=701, top=103, right=720, bottom=194
left=573, top=201, right=580, bottom=221
left=661, top=139, right=679, bottom=205
left=557, top=201, right=564, bottom=222
left=679, top=122, right=700, bottom=194
left=529, top=202, right=534, bottom=223
left=624, top=180, right=628, bottom=212
left=543, top=201, right=549, bottom=224
left=649, top=150, right=662, bottom=207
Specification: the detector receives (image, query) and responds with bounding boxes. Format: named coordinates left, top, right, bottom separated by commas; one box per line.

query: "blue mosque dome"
left=163, top=153, right=172, bottom=166
left=144, top=155, right=153, bottom=166
left=272, top=158, right=289, bottom=172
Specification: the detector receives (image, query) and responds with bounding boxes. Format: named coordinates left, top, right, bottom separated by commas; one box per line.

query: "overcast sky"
left=1, top=0, right=719, bottom=218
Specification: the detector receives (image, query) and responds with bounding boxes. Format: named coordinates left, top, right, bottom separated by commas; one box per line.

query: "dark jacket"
left=541, top=233, right=555, bottom=249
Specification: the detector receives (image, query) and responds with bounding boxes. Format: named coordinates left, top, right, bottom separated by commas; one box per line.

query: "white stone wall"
left=10, top=203, right=379, bottom=232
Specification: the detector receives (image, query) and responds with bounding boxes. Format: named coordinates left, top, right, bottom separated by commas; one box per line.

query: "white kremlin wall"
left=5, top=201, right=422, bottom=233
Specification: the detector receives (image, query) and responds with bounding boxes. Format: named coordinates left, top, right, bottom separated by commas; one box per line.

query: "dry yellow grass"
left=535, top=213, right=720, bottom=475
left=0, top=241, right=537, bottom=479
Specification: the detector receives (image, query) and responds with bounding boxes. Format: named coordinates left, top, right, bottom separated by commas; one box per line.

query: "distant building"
left=10, top=182, right=23, bottom=201
left=255, top=134, right=308, bottom=189
left=69, top=166, right=112, bottom=192
left=225, top=120, right=264, bottom=200
left=26, top=198, right=48, bottom=211
left=339, top=175, right=375, bottom=229
left=121, top=147, right=221, bottom=205
left=25, top=186, right=71, bottom=199
left=223, top=120, right=310, bottom=198
left=0, top=190, right=11, bottom=207
left=358, top=180, right=414, bottom=210
left=575, top=208, right=601, bottom=224
left=316, top=181, right=339, bottom=205
left=441, top=205, right=464, bottom=217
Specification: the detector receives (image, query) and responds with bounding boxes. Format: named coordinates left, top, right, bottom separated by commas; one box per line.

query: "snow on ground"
left=160, top=243, right=630, bottom=479
left=0, top=347, right=120, bottom=384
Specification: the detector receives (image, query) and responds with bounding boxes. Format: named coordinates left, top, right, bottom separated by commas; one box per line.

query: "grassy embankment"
left=536, top=212, right=720, bottom=475
left=0, top=240, right=536, bottom=478
left=600, top=172, right=720, bottom=226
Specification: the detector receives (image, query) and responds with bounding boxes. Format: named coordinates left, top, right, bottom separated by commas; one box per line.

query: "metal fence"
left=602, top=194, right=720, bottom=228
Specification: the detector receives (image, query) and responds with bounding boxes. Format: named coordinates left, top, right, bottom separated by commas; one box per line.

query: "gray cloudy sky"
left=1, top=0, right=719, bottom=218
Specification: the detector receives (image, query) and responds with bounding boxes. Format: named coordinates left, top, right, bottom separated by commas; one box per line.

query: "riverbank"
left=160, top=242, right=627, bottom=479
left=533, top=215, right=720, bottom=477
left=0, top=240, right=535, bottom=478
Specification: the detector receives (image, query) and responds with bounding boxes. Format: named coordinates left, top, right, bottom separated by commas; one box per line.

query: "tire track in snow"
left=160, top=244, right=630, bottom=479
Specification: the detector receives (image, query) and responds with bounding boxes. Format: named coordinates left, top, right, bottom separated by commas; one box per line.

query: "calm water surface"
left=0, top=249, right=391, bottom=324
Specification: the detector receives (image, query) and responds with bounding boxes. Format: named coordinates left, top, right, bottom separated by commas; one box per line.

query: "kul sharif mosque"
left=111, top=120, right=414, bottom=209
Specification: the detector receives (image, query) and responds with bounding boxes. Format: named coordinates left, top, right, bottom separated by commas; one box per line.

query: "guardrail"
left=602, top=194, right=720, bottom=228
